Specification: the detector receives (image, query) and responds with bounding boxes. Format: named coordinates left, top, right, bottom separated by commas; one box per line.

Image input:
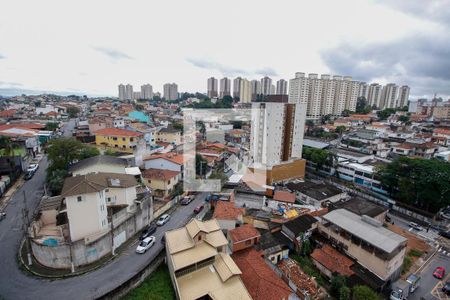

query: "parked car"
left=139, top=224, right=157, bottom=240
left=409, top=222, right=423, bottom=231
left=442, top=281, right=450, bottom=295
left=136, top=236, right=155, bottom=254
left=194, top=205, right=204, bottom=214
left=439, top=231, right=450, bottom=239
left=27, top=164, right=39, bottom=173
left=24, top=171, right=34, bottom=180
left=433, top=266, right=446, bottom=279
left=180, top=196, right=194, bottom=205
left=156, top=214, right=170, bottom=226
left=385, top=215, right=392, bottom=223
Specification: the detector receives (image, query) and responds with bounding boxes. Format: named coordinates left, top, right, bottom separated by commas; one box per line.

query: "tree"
left=330, top=275, right=347, bottom=298
left=44, top=122, right=59, bottom=131
left=78, top=146, right=100, bottom=160
left=398, top=115, right=410, bottom=124
left=47, top=169, right=68, bottom=195
left=66, top=106, right=80, bottom=118
left=209, top=171, right=228, bottom=186
left=46, top=138, right=86, bottom=171
left=355, top=97, right=371, bottom=114
left=352, top=285, right=379, bottom=300
left=172, top=122, right=184, bottom=134
left=196, top=154, right=208, bottom=177
left=335, top=125, right=346, bottom=135
left=0, top=136, right=20, bottom=157
left=305, top=120, right=315, bottom=135
left=300, top=239, right=312, bottom=256
left=303, top=147, right=330, bottom=170
left=339, top=286, right=351, bottom=300
left=377, top=108, right=396, bottom=120
left=321, top=114, right=332, bottom=124
left=341, top=109, right=353, bottom=117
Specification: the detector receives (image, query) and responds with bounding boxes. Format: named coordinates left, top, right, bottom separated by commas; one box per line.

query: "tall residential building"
left=207, top=77, right=218, bottom=98
left=288, top=72, right=309, bottom=106
left=368, top=83, right=383, bottom=108
left=133, top=92, right=141, bottom=100
left=260, top=76, right=272, bottom=96
left=398, top=85, right=410, bottom=108
left=118, top=84, right=126, bottom=100
left=125, top=84, right=133, bottom=100
left=276, top=79, right=288, bottom=95
left=346, top=80, right=360, bottom=111
left=307, top=74, right=323, bottom=119
left=321, top=74, right=336, bottom=115
left=333, top=76, right=350, bottom=115
left=380, top=83, right=399, bottom=109
left=219, top=77, right=231, bottom=98
left=358, top=82, right=369, bottom=100
left=163, top=83, right=178, bottom=100
left=251, top=80, right=261, bottom=101
left=140, top=84, right=153, bottom=100
left=239, top=78, right=252, bottom=103
left=250, top=102, right=306, bottom=167
left=233, top=77, right=242, bottom=98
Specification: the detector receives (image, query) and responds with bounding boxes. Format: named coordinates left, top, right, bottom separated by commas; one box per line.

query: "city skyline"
left=0, top=0, right=449, bottom=99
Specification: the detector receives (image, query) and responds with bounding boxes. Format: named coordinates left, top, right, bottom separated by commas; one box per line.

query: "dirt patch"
left=387, top=223, right=431, bottom=253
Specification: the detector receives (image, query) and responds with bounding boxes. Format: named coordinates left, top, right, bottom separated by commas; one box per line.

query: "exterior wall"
left=268, top=249, right=289, bottom=264
left=31, top=197, right=152, bottom=269
left=66, top=191, right=108, bottom=242
left=72, top=164, right=125, bottom=176
left=217, top=219, right=238, bottom=231
left=95, top=134, right=139, bottom=153
left=266, top=158, right=306, bottom=184
left=311, top=259, right=333, bottom=278
left=318, top=223, right=406, bottom=281
left=143, top=175, right=179, bottom=198
left=156, top=131, right=182, bottom=145
left=143, top=158, right=181, bottom=172
left=106, top=186, right=137, bottom=211
left=229, top=236, right=260, bottom=253
left=296, top=191, right=347, bottom=207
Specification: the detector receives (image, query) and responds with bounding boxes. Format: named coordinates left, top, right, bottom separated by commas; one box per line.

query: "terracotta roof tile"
left=142, top=168, right=180, bottom=180
left=310, top=245, right=354, bottom=276
left=213, top=201, right=245, bottom=220
left=278, top=258, right=319, bottom=298
left=143, top=152, right=184, bottom=165
left=273, top=190, right=296, bottom=203
left=229, top=224, right=261, bottom=243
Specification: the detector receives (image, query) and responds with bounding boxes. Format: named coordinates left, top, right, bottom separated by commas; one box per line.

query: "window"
left=245, top=239, right=252, bottom=245
left=122, top=137, right=126, bottom=141
left=77, top=196, right=82, bottom=202
left=113, top=137, right=117, bottom=141
left=168, top=180, right=171, bottom=184
left=107, top=197, right=111, bottom=202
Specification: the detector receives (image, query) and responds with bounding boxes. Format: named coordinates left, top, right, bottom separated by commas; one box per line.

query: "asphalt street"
left=0, top=119, right=208, bottom=300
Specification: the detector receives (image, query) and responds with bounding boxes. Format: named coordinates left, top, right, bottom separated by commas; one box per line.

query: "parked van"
left=406, top=274, right=420, bottom=293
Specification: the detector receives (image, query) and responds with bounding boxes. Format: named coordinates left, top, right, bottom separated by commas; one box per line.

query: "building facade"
left=207, top=77, right=218, bottom=98
left=219, top=77, right=231, bottom=98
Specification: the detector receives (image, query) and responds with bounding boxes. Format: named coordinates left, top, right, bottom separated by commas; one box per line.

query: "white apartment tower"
left=276, top=79, right=288, bottom=95
left=381, top=83, right=399, bottom=109
left=358, top=82, right=369, bottom=100
left=239, top=79, right=252, bottom=103
left=346, top=81, right=360, bottom=111
left=140, top=84, right=153, bottom=100
left=207, top=77, right=218, bottom=98
left=251, top=80, right=261, bottom=101
left=261, top=76, right=272, bottom=96
left=307, top=74, right=323, bottom=119
left=233, top=77, right=242, bottom=98
left=288, top=72, right=309, bottom=105
left=219, top=77, right=231, bottom=98
left=368, top=83, right=383, bottom=108
left=250, top=102, right=306, bottom=167
left=398, top=85, right=410, bottom=108
left=125, top=84, right=133, bottom=100
left=321, top=74, right=336, bottom=115
left=163, top=83, right=178, bottom=100
left=118, top=84, right=126, bottom=100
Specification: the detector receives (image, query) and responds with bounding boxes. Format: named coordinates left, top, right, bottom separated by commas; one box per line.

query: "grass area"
left=290, top=254, right=328, bottom=287
left=124, top=264, right=175, bottom=300
left=401, top=255, right=413, bottom=275
left=408, top=249, right=424, bottom=257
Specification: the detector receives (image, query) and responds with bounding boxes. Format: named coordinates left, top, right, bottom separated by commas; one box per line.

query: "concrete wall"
left=32, top=197, right=152, bottom=269
left=73, top=164, right=125, bottom=176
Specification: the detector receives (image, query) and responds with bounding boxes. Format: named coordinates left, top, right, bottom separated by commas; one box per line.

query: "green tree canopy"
left=66, top=106, right=80, bottom=118
left=330, top=275, right=347, bottom=298
left=376, top=157, right=450, bottom=213
left=195, top=154, right=208, bottom=177
left=377, top=108, right=396, bottom=120
left=352, top=285, right=380, bottom=300
left=44, top=122, right=59, bottom=131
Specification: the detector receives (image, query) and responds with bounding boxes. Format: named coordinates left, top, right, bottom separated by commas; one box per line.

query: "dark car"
left=24, top=171, right=34, bottom=180
left=140, top=224, right=157, bottom=240
left=439, top=231, right=450, bottom=239
left=194, top=205, right=204, bottom=214
left=385, top=215, right=392, bottom=223
left=442, top=281, right=450, bottom=295
left=180, top=196, right=194, bottom=205
left=161, top=234, right=165, bottom=243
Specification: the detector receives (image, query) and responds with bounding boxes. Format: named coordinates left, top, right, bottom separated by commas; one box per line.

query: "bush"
left=352, top=285, right=380, bottom=300
left=409, top=249, right=424, bottom=257
left=330, top=275, right=347, bottom=298
left=290, top=255, right=327, bottom=286
left=401, top=256, right=413, bottom=275
left=339, top=286, right=351, bottom=300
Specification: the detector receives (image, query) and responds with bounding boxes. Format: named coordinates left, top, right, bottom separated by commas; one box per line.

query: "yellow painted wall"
left=95, top=134, right=137, bottom=153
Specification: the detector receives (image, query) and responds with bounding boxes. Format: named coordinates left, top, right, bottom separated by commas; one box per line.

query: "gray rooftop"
left=303, top=139, right=330, bottom=149
left=323, top=209, right=407, bottom=253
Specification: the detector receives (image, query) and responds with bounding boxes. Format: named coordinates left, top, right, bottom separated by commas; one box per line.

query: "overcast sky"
left=0, top=0, right=449, bottom=99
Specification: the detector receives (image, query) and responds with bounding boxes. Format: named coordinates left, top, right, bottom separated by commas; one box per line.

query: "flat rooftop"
left=323, top=209, right=407, bottom=253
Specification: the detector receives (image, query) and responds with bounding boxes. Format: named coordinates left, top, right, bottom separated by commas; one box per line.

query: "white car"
left=27, top=164, right=39, bottom=173
left=409, top=222, right=423, bottom=231
left=156, top=214, right=170, bottom=226
left=136, top=236, right=155, bottom=254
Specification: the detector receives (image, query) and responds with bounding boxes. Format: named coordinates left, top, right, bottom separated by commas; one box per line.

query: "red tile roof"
left=143, top=152, right=184, bottom=165
left=229, top=224, right=261, bottom=243
left=308, top=208, right=328, bottom=217
left=142, top=168, right=180, bottom=181
left=278, top=259, right=319, bottom=298
left=0, top=123, right=44, bottom=130
left=310, top=245, right=354, bottom=276
left=434, top=128, right=450, bottom=136
left=232, top=248, right=292, bottom=300
left=0, top=109, right=17, bottom=118
left=213, top=201, right=245, bottom=220
left=273, top=190, right=296, bottom=203
left=94, top=128, right=142, bottom=137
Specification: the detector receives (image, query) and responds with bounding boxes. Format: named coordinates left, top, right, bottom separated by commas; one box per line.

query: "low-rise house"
left=69, top=155, right=128, bottom=176
left=318, top=209, right=407, bottom=286
left=155, top=126, right=182, bottom=145
left=232, top=248, right=294, bottom=300
left=94, top=128, right=142, bottom=153
left=310, top=244, right=354, bottom=278
left=286, top=181, right=346, bottom=207
left=281, top=214, right=318, bottom=252
left=165, top=219, right=251, bottom=300
left=142, top=168, right=180, bottom=199
left=61, top=173, right=139, bottom=241
left=331, top=197, right=388, bottom=223
left=256, top=230, right=291, bottom=264
left=228, top=224, right=261, bottom=253
left=143, top=152, right=184, bottom=173
left=213, top=200, right=245, bottom=231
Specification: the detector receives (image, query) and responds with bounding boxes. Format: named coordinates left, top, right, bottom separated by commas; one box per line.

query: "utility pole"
left=22, top=191, right=32, bottom=266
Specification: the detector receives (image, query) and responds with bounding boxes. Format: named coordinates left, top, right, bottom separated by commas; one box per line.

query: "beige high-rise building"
left=118, top=84, right=126, bottom=100
left=207, top=77, right=218, bottom=98
left=276, top=79, right=288, bottom=95
left=346, top=80, right=360, bottom=111
left=333, top=76, right=349, bottom=115
left=239, top=78, right=252, bottom=103
left=380, top=83, right=399, bottom=109
left=288, top=72, right=309, bottom=105
left=398, top=85, right=410, bottom=108
left=251, top=80, right=261, bottom=101
left=125, top=84, right=133, bottom=100
left=321, top=74, right=336, bottom=115
left=307, top=74, right=323, bottom=119
left=219, top=77, right=231, bottom=98
left=140, top=84, right=153, bottom=100
left=368, top=83, right=383, bottom=108
left=163, top=83, right=178, bottom=100
left=260, top=76, right=272, bottom=96
left=233, top=77, right=242, bottom=98
left=358, top=82, right=369, bottom=99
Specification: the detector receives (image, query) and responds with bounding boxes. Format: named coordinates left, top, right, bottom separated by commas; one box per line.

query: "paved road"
left=0, top=119, right=208, bottom=299
left=389, top=213, right=440, bottom=242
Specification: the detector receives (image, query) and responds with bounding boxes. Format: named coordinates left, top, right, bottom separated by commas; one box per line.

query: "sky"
left=0, top=0, right=449, bottom=99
